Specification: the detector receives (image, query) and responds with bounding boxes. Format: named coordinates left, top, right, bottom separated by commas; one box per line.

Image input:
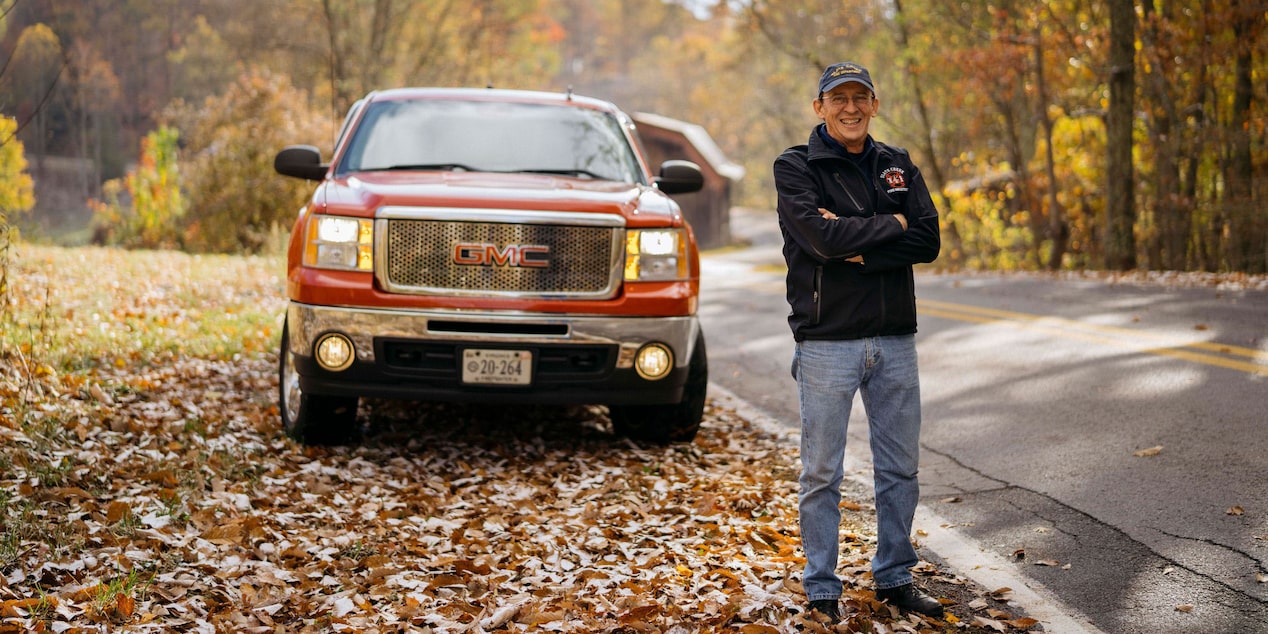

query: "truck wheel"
left=278, top=319, right=360, bottom=445
left=610, top=332, right=707, bottom=444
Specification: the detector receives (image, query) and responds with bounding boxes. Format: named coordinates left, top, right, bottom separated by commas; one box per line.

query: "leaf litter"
left=1, top=245, right=1039, bottom=632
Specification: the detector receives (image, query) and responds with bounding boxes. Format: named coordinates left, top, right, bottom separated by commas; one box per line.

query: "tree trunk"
left=1034, top=23, right=1067, bottom=270
left=1105, top=0, right=1136, bottom=270
left=1226, top=0, right=1261, bottom=272
left=1139, top=1, right=1184, bottom=270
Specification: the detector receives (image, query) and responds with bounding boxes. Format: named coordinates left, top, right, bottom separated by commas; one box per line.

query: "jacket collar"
left=808, top=124, right=877, bottom=162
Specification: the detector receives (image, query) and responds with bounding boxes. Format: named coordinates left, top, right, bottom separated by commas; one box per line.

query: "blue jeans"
left=792, top=335, right=923, bottom=601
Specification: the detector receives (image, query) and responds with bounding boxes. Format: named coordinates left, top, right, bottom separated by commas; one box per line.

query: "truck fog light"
left=634, top=343, right=673, bottom=380
left=315, top=333, right=355, bottom=371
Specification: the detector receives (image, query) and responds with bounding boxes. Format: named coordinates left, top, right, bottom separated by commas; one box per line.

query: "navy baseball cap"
left=818, top=62, right=874, bottom=95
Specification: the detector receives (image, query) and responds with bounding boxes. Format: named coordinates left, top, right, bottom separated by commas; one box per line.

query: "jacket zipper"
left=833, top=172, right=866, bottom=213
left=812, top=265, right=823, bottom=325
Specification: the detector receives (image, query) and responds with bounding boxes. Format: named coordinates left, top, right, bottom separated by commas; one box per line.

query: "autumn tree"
left=6, top=23, right=66, bottom=167
left=89, top=125, right=185, bottom=249
left=2, top=0, right=1265, bottom=273
left=164, top=67, right=333, bottom=254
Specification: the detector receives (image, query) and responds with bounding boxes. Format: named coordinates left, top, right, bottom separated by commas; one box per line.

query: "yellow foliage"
left=0, top=117, right=36, bottom=218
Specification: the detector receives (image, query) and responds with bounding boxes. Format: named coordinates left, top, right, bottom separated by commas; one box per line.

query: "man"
left=773, top=62, right=943, bottom=623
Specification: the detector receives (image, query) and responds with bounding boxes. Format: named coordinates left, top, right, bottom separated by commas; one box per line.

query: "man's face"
left=813, top=82, right=878, bottom=153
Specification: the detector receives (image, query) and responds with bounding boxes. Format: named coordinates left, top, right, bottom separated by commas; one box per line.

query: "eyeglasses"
left=822, top=93, right=874, bottom=108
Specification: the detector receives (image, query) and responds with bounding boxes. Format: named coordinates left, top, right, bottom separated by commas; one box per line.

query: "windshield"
left=336, top=99, right=645, bottom=184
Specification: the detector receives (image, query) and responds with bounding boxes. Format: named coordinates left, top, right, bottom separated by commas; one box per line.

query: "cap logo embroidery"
left=831, top=64, right=864, bottom=78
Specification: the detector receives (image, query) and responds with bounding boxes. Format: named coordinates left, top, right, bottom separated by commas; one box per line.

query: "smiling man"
left=772, top=62, right=943, bottom=624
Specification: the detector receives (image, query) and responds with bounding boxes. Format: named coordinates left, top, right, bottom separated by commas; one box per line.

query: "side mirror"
left=655, top=160, right=704, bottom=195
left=274, top=145, right=328, bottom=181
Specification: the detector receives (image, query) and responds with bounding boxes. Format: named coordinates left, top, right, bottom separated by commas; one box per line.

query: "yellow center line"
left=918, top=298, right=1268, bottom=376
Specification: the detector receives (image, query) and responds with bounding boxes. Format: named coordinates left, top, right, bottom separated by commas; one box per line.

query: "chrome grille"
left=381, top=218, right=621, bottom=298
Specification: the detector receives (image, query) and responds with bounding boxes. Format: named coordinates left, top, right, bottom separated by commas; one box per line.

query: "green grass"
left=1, top=244, right=287, bottom=372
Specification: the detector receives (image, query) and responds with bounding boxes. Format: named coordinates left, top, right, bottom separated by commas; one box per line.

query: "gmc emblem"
left=453, top=242, right=550, bottom=268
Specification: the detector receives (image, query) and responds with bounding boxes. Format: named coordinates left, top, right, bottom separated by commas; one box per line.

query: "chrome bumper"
left=285, top=302, right=701, bottom=370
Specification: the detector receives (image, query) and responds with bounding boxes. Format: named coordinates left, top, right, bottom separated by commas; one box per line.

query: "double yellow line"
left=918, top=299, right=1268, bottom=376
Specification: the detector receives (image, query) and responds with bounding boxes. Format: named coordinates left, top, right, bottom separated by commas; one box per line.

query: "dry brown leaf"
left=1226, top=505, right=1245, bottom=516
left=975, top=616, right=1009, bottom=632
left=105, top=500, right=132, bottom=524
left=1175, top=603, right=1195, bottom=613
left=89, top=383, right=113, bottom=405
left=987, top=587, right=1015, bottom=603
left=1133, top=445, right=1164, bottom=457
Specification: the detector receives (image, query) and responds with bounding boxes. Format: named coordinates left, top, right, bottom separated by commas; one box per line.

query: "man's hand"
left=822, top=207, right=907, bottom=231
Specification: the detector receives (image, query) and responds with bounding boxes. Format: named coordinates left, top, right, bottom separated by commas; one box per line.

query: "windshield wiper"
left=514, top=168, right=607, bottom=180
left=361, top=163, right=479, bottom=172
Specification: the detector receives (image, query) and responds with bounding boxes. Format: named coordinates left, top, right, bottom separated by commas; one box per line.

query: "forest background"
left=0, top=0, right=1264, bottom=273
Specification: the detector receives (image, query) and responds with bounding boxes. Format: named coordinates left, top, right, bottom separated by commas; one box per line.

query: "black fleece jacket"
left=773, top=127, right=941, bottom=341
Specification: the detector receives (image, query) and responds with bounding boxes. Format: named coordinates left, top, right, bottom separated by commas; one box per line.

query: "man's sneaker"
left=876, top=583, right=944, bottom=617
left=807, top=598, right=841, bottom=624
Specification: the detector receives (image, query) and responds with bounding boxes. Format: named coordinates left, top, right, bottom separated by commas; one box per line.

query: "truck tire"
left=278, top=319, right=360, bottom=445
left=610, top=331, right=707, bottom=444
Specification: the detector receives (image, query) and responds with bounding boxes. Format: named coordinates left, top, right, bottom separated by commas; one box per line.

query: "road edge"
left=707, top=382, right=1105, bottom=634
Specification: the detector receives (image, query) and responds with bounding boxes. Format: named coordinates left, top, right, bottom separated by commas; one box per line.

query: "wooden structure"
left=632, top=113, right=744, bottom=250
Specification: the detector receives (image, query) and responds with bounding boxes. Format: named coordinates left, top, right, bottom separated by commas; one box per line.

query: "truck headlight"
left=304, top=215, right=374, bottom=271
left=624, top=229, right=688, bottom=281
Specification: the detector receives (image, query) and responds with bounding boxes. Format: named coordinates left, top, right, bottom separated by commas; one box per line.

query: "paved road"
left=700, top=208, right=1268, bottom=634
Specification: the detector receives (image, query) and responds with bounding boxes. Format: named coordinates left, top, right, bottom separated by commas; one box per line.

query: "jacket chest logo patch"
left=881, top=167, right=908, bottom=193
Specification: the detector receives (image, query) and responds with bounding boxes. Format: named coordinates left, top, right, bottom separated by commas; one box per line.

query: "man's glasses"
left=822, top=93, right=874, bottom=108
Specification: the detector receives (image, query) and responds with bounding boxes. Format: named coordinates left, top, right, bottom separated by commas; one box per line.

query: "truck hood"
left=316, top=171, right=681, bottom=224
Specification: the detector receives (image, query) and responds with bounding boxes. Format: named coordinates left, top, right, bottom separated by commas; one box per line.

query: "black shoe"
left=807, top=598, right=841, bottom=624
left=876, top=583, right=944, bottom=617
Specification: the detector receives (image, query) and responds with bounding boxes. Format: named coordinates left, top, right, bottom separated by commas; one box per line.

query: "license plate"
left=461, top=349, right=532, bottom=385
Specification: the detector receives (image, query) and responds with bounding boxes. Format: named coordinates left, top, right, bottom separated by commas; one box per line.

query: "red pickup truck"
left=274, top=88, right=708, bottom=445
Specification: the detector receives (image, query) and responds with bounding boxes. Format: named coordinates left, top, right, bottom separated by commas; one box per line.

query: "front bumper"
left=286, top=302, right=701, bottom=405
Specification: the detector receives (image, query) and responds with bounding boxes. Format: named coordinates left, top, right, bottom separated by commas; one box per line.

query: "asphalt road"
left=699, top=208, right=1268, bottom=634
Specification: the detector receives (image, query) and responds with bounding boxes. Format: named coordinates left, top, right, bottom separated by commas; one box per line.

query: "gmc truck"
left=273, top=88, right=708, bottom=445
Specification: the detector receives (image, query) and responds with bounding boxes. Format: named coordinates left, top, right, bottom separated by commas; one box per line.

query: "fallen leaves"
left=0, top=245, right=1044, bottom=632
left=2, top=366, right=1042, bottom=632
left=1133, top=445, right=1164, bottom=457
